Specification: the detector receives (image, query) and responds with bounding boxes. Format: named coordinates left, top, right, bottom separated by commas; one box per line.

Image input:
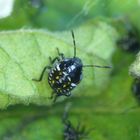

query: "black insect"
left=63, top=117, right=91, bottom=140
left=62, top=104, right=92, bottom=140
left=123, top=79, right=140, bottom=113
left=117, top=27, right=140, bottom=53
left=132, top=79, right=140, bottom=104
left=33, top=30, right=111, bottom=102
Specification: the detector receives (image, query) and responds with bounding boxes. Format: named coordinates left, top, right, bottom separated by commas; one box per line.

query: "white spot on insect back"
left=63, top=72, right=68, bottom=76
left=51, top=70, right=54, bottom=74
left=68, top=65, right=75, bottom=72
left=71, top=83, right=76, bottom=87
left=68, top=68, right=71, bottom=72
left=56, top=64, right=60, bottom=71
left=71, top=65, right=75, bottom=70
left=59, top=79, right=62, bottom=83
left=68, top=76, right=71, bottom=81
left=67, top=88, right=70, bottom=91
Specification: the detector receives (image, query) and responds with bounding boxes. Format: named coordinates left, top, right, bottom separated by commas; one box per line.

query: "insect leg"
left=48, top=92, right=59, bottom=103
left=76, top=121, right=81, bottom=132
left=53, top=94, right=59, bottom=103
left=48, top=91, right=55, bottom=99
left=56, top=48, right=64, bottom=59
left=49, top=56, right=61, bottom=64
left=53, top=93, right=66, bottom=103
left=49, top=56, right=53, bottom=64
left=32, top=66, right=51, bottom=82
left=65, top=92, right=71, bottom=97
left=79, top=124, right=86, bottom=134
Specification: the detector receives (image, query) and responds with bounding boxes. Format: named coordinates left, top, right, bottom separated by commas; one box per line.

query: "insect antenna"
left=71, top=30, right=111, bottom=69
left=83, top=64, right=112, bottom=69
left=71, top=30, right=76, bottom=58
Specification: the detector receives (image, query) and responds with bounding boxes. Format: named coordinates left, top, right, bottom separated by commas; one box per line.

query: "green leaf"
left=0, top=21, right=117, bottom=109
left=1, top=0, right=140, bottom=30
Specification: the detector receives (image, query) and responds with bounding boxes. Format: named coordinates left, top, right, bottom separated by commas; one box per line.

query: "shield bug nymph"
left=62, top=103, right=93, bottom=140
left=32, top=30, right=111, bottom=102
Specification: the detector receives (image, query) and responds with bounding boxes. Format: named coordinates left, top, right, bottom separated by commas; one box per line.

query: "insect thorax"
left=48, top=57, right=83, bottom=94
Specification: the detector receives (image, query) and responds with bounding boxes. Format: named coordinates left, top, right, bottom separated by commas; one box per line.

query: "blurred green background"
left=0, top=0, right=140, bottom=140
